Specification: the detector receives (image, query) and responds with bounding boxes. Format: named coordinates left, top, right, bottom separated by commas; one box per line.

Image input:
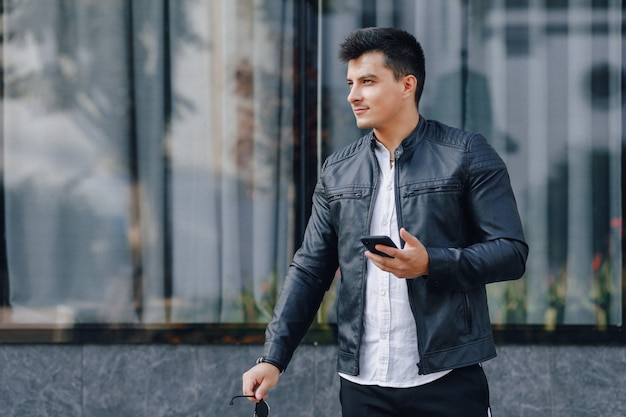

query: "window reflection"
left=321, top=0, right=623, bottom=328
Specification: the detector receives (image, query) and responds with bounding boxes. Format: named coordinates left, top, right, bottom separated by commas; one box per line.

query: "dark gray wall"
left=0, top=344, right=624, bottom=416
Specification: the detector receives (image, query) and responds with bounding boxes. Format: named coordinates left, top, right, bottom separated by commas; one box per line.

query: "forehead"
left=346, top=51, right=393, bottom=79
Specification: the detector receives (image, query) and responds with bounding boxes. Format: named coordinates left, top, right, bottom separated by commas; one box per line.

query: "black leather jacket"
left=262, top=117, right=528, bottom=376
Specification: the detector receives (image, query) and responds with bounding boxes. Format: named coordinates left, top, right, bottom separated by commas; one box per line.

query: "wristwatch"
left=256, top=356, right=284, bottom=373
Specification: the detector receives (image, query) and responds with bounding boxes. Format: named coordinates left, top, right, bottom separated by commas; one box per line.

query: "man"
left=242, top=27, right=528, bottom=417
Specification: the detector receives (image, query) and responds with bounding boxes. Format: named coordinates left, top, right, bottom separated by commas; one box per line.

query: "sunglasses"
left=229, top=395, right=270, bottom=417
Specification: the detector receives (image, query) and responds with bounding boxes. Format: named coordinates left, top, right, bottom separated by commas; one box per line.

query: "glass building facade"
left=0, top=0, right=624, bottom=342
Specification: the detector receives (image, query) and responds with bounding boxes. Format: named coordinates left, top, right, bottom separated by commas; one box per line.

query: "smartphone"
left=360, top=235, right=398, bottom=258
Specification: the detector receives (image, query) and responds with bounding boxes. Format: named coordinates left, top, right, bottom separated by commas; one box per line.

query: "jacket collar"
left=368, top=116, right=427, bottom=157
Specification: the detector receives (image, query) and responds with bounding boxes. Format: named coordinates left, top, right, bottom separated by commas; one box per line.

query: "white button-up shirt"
left=340, top=140, right=450, bottom=388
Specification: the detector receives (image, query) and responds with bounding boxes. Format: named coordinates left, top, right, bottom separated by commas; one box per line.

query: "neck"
left=374, top=113, right=420, bottom=153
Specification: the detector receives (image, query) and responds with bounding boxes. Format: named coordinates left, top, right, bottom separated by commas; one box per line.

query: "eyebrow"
left=347, top=73, right=379, bottom=82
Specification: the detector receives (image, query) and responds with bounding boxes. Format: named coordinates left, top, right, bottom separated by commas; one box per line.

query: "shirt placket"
left=375, top=163, right=395, bottom=380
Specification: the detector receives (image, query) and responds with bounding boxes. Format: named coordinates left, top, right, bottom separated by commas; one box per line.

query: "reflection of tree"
left=0, top=1, right=204, bottom=319
left=544, top=149, right=614, bottom=327
left=208, top=1, right=301, bottom=323
left=490, top=147, right=618, bottom=328
left=2, top=0, right=203, bottom=139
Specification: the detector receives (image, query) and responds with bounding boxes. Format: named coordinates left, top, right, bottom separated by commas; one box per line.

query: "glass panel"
left=1, top=0, right=624, bottom=339
left=320, top=0, right=623, bottom=328
left=0, top=0, right=296, bottom=327
left=475, top=0, right=623, bottom=327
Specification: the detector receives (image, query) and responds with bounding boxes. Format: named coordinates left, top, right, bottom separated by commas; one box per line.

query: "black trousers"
left=340, top=365, right=491, bottom=417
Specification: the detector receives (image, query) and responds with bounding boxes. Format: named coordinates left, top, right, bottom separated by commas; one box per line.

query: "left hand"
left=364, top=228, right=429, bottom=279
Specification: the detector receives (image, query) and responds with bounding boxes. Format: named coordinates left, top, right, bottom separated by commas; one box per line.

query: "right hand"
left=242, top=362, right=281, bottom=401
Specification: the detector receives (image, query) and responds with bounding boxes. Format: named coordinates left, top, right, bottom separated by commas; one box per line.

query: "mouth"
left=353, top=107, right=368, bottom=115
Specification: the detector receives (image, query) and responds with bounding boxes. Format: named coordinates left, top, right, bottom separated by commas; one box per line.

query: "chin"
left=355, top=120, right=373, bottom=130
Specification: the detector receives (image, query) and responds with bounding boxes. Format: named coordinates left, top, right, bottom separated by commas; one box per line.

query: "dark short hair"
left=339, top=27, right=425, bottom=108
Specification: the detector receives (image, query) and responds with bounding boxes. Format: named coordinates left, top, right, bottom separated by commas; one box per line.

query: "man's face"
left=346, top=51, right=410, bottom=131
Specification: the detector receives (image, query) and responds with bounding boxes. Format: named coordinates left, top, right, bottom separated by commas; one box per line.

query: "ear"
left=402, top=74, right=418, bottom=99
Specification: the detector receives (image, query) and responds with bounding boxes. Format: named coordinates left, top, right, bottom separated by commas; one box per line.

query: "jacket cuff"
left=261, top=341, right=291, bottom=373
left=424, top=246, right=455, bottom=287
left=256, top=356, right=285, bottom=374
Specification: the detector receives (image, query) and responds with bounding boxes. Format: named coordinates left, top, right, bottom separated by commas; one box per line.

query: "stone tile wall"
left=0, top=344, right=624, bottom=416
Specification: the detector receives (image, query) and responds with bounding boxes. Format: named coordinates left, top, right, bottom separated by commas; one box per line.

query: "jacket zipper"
left=395, top=148, right=427, bottom=373
left=403, top=184, right=460, bottom=198
left=356, top=146, right=380, bottom=372
left=394, top=148, right=404, bottom=237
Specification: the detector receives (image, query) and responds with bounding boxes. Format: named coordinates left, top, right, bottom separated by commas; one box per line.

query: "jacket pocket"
left=326, top=187, right=371, bottom=234
left=402, top=181, right=461, bottom=198
left=327, top=191, right=364, bottom=202
left=463, top=292, right=473, bottom=335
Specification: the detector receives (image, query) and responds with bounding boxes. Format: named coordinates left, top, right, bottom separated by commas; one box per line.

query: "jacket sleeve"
left=425, top=134, right=529, bottom=291
left=261, top=178, right=339, bottom=372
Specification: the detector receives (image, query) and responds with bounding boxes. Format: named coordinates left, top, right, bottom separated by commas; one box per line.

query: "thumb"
left=400, top=227, right=420, bottom=247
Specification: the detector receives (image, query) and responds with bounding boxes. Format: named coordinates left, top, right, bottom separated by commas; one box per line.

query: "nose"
left=347, top=85, right=361, bottom=104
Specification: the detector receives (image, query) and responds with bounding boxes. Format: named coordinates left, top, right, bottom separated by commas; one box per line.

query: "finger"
left=254, top=370, right=280, bottom=401
left=375, top=244, right=397, bottom=258
left=242, top=363, right=280, bottom=401
left=242, top=370, right=261, bottom=398
left=365, top=249, right=393, bottom=264
left=255, top=383, right=269, bottom=401
left=365, top=252, right=395, bottom=276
